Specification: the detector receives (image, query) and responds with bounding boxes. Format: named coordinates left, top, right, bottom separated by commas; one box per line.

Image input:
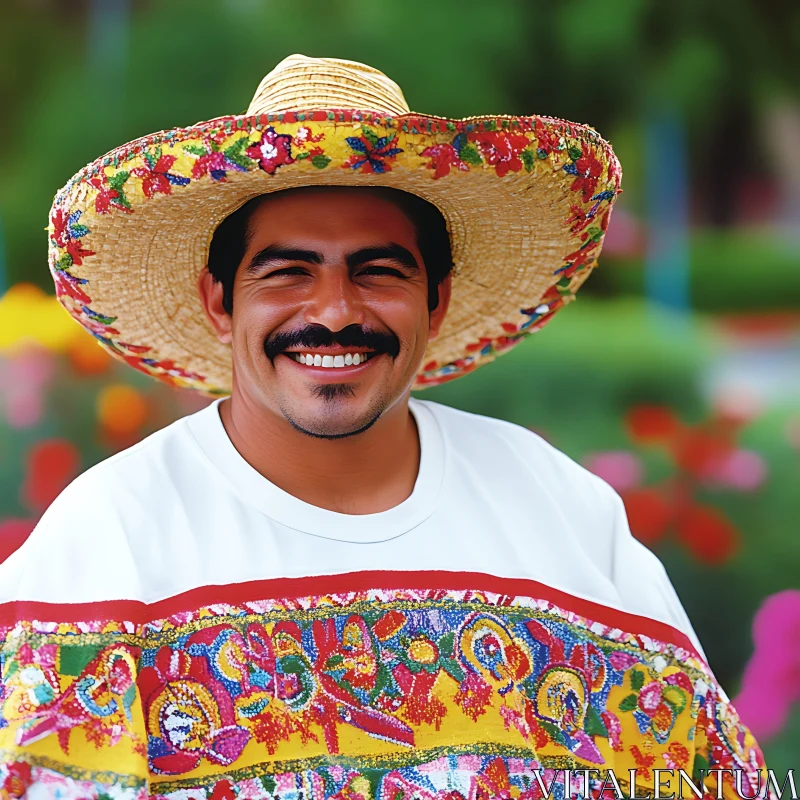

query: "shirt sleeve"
left=607, top=486, right=708, bottom=660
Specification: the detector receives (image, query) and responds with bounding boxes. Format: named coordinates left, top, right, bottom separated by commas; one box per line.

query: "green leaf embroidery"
left=59, top=644, right=102, bottom=676
left=459, top=143, right=483, bottom=166
left=539, top=720, right=568, bottom=746
left=311, top=155, right=332, bottom=169
left=584, top=704, right=609, bottom=737
left=630, top=669, right=645, bottom=691
left=143, top=148, right=159, bottom=170
left=619, top=693, right=639, bottom=712
left=662, top=685, right=687, bottom=715
left=439, top=632, right=455, bottom=658
left=183, top=144, right=207, bottom=157
left=108, top=171, right=130, bottom=191
left=585, top=226, right=604, bottom=243
left=521, top=149, right=536, bottom=172
left=224, top=137, right=254, bottom=169
left=692, top=753, right=709, bottom=784
left=568, top=146, right=583, bottom=161
left=361, top=127, right=381, bottom=147
left=441, top=659, right=466, bottom=683
left=295, top=152, right=310, bottom=160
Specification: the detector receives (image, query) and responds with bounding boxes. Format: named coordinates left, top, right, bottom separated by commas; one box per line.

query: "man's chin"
left=284, top=407, right=383, bottom=440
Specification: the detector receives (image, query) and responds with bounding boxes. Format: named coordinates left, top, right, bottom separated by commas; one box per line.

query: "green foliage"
left=595, top=230, right=800, bottom=311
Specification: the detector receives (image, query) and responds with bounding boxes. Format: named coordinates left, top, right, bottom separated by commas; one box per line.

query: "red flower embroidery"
left=209, top=779, right=236, bottom=800
left=570, top=151, right=604, bottom=202
left=421, top=143, right=470, bottom=179
left=89, top=173, right=133, bottom=214
left=469, top=131, right=531, bottom=177
left=131, top=151, right=190, bottom=197
left=533, top=119, right=564, bottom=156
left=246, top=127, right=295, bottom=174
left=51, top=209, right=95, bottom=265
left=3, top=761, right=32, bottom=799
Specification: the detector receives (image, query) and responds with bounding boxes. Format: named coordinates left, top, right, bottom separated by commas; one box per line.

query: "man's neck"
left=217, top=393, right=420, bottom=515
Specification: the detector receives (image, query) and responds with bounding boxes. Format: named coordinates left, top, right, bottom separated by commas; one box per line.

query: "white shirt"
left=0, top=397, right=703, bottom=659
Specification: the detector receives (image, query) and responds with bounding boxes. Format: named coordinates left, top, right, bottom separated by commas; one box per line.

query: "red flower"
left=22, top=439, right=80, bottom=513
left=3, top=761, right=33, bottom=798
left=246, top=127, right=295, bottom=174
left=131, top=152, right=190, bottom=197
left=469, top=132, right=531, bottom=177
left=534, top=119, right=563, bottom=156
left=570, top=152, right=604, bottom=202
left=373, top=609, right=406, bottom=641
left=51, top=209, right=95, bottom=265
left=676, top=504, right=739, bottom=565
left=621, top=488, right=673, bottom=545
left=209, top=780, right=236, bottom=800
left=421, top=143, right=470, bottom=179
left=625, top=405, right=682, bottom=444
left=89, top=174, right=133, bottom=214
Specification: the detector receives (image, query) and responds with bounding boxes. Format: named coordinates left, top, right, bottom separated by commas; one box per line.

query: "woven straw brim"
left=49, top=110, right=621, bottom=394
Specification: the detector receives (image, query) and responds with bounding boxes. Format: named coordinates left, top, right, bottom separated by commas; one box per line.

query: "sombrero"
left=48, top=54, right=621, bottom=395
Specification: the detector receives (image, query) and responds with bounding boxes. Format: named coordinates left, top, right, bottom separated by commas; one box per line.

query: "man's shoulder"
left=415, top=398, right=614, bottom=501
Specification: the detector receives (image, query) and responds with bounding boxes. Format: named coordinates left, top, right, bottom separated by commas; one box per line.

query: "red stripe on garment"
left=0, top=570, right=700, bottom=658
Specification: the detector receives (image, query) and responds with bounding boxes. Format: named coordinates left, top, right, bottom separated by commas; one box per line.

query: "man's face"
left=203, top=188, right=450, bottom=438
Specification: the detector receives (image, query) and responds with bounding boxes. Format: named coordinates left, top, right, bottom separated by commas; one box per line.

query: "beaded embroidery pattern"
left=0, top=575, right=764, bottom=800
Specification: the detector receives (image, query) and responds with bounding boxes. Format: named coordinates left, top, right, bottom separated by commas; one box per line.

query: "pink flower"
left=582, top=451, right=643, bottom=492
left=734, top=589, right=800, bottom=740
left=637, top=681, right=663, bottom=715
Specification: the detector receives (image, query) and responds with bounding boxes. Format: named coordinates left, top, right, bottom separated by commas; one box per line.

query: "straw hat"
left=48, top=54, right=621, bottom=395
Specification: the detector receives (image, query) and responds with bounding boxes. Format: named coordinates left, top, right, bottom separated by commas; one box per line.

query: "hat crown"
left=246, top=54, right=410, bottom=118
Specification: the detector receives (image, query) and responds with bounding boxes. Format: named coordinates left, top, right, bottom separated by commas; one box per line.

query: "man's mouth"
left=284, top=351, right=379, bottom=369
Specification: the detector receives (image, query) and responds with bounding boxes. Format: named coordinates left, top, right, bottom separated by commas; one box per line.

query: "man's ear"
left=428, top=273, right=452, bottom=341
left=197, top=266, right=232, bottom=344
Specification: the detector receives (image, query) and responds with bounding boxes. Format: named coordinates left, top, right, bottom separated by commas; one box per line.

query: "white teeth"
left=293, top=352, right=372, bottom=367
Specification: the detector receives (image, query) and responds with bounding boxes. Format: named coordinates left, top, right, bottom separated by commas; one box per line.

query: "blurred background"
left=0, top=0, right=798, bottom=769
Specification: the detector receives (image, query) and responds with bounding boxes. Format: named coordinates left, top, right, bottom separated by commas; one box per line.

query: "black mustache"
left=264, top=324, right=401, bottom=361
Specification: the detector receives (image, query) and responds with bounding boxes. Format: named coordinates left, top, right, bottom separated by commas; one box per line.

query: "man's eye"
left=359, top=265, right=405, bottom=278
left=264, top=266, right=308, bottom=278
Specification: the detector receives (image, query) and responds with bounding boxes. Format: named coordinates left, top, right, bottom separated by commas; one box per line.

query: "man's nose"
left=302, top=268, right=365, bottom=331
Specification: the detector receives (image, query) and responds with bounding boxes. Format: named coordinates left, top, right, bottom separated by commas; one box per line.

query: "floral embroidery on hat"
left=131, top=148, right=191, bottom=197
left=344, top=126, right=403, bottom=173
left=246, top=126, right=295, bottom=174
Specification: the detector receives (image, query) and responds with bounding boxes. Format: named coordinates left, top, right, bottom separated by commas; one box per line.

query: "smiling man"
left=0, top=56, right=766, bottom=800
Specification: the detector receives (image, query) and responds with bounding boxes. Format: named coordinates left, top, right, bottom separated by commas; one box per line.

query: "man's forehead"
left=246, top=187, right=419, bottom=240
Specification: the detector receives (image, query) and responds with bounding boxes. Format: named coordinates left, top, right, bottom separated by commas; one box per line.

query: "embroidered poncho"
left=0, top=400, right=766, bottom=799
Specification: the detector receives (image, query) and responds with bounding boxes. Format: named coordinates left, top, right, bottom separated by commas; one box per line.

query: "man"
left=0, top=56, right=765, bottom=800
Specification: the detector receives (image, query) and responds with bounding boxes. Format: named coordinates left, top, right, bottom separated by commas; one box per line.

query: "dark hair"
left=207, top=186, right=454, bottom=315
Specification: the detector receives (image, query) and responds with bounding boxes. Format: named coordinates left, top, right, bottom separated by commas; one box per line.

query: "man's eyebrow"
left=346, top=244, right=420, bottom=271
left=245, top=245, right=323, bottom=273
